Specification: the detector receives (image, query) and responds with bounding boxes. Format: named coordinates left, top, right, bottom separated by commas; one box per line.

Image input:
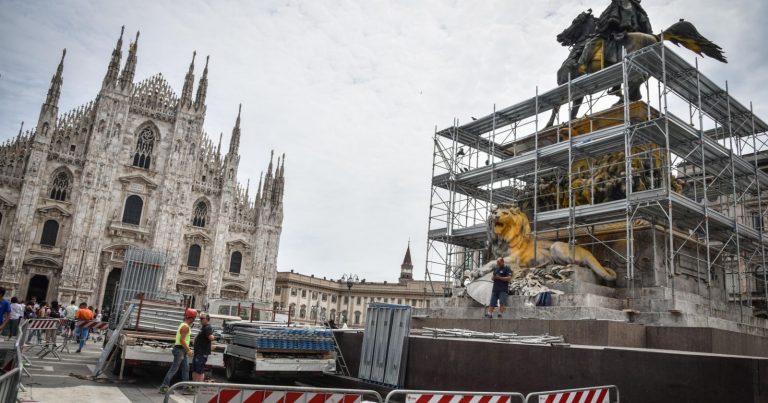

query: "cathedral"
left=0, top=27, right=285, bottom=311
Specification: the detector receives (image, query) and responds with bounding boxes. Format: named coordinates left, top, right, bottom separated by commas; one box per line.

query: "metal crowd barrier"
left=164, top=381, right=384, bottom=403
left=385, top=389, right=526, bottom=403
left=25, top=318, right=69, bottom=360
left=0, top=320, right=27, bottom=402
left=525, top=385, right=619, bottom=403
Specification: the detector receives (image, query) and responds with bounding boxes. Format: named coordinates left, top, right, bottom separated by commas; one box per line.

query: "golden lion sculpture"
left=487, top=205, right=617, bottom=282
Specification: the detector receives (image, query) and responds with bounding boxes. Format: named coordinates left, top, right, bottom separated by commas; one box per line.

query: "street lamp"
left=340, top=273, right=358, bottom=325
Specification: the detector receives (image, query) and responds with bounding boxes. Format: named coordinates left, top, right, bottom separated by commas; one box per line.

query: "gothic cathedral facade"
left=0, top=27, right=285, bottom=311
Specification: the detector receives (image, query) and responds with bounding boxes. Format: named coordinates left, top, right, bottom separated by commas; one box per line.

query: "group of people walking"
left=0, top=287, right=100, bottom=353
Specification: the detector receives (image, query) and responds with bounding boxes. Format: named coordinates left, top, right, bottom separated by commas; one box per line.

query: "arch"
left=187, top=244, right=201, bottom=268
left=221, top=283, right=245, bottom=292
left=229, top=251, right=242, bottom=274
left=40, top=219, right=59, bottom=246
left=192, top=199, right=209, bottom=228
left=354, top=310, right=361, bottom=325
left=299, top=304, right=306, bottom=319
left=132, top=124, right=158, bottom=169
left=122, top=195, right=143, bottom=225
left=49, top=167, right=73, bottom=201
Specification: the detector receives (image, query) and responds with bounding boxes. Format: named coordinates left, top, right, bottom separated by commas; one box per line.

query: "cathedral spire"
left=180, top=51, right=196, bottom=108
left=245, top=178, right=250, bottom=202
left=216, top=132, right=223, bottom=157
left=102, top=26, right=124, bottom=89
left=228, top=104, right=241, bottom=155
left=45, top=49, right=66, bottom=107
left=119, top=31, right=139, bottom=90
left=17, top=122, right=24, bottom=138
left=194, top=55, right=209, bottom=111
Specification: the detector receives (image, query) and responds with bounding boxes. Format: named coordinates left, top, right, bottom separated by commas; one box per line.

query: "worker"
left=192, top=312, right=214, bottom=382
left=159, top=308, right=196, bottom=395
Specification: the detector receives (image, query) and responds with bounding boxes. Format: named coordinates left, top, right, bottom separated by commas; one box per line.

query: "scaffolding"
left=425, top=42, right=768, bottom=319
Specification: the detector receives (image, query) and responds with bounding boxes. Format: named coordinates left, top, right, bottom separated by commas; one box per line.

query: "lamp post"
left=340, top=274, right=358, bottom=325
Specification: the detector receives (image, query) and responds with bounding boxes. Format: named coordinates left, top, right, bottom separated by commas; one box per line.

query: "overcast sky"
left=1, top=0, right=766, bottom=283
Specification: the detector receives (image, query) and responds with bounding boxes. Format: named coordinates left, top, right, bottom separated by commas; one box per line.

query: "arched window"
left=310, top=307, right=317, bottom=320
left=122, top=195, right=143, bottom=225
left=187, top=244, right=201, bottom=268
left=341, top=310, right=348, bottom=323
left=354, top=311, right=361, bottom=325
left=320, top=307, right=327, bottom=320
left=299, top=305, right=306, bottom=319
left=192, top=201, right=208, bottom=228
left=49, top=170, right=71, bottom=201
left=330, top=309, right=336, bottom=321
left=40, top=220, right=59, bottom=246
left=229, top=251, right=242, bottom=274
left=132, top=127, right=155, bottom=169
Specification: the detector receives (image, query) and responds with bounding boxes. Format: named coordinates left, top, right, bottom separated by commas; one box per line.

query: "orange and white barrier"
left=387, top=390, right=525, bottom=403
left=27, top=318, right=68, bottom=330
left=407, top=394, right=514, bottom=403
left=198, top=390, right=362, bottom=403
left=76, top=320, right=109, bottom=330
left=525, top=386, right=618, bottom=403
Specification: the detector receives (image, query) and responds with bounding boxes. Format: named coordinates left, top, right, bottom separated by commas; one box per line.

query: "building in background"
left=0, top=27, right=284, bottom=311
left=273, top=244, right=442, bottom=326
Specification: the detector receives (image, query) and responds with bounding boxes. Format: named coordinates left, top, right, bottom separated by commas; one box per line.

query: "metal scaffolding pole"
left=725, top=81, right=745, bottom=322
left=660, top=38, right=676, bottom=305
left=750, top=102, right=768, bottom=314
left=695, top=59, right=714, bottom=313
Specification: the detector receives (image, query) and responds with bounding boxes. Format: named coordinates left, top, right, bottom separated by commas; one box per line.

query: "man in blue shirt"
left=485, top=258, right=512, bottom=318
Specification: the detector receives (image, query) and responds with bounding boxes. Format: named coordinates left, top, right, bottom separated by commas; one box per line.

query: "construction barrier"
left=525, top=385, right=619, bottom=403
left=26, top=318, right=68, bottom=330
left=76, top=320, right=110, bottom=330
left=0, top=320, right=27, bottom=402
left=386, top=389, right=526, bottom=403
left=164, top=382, right=383, bottom=403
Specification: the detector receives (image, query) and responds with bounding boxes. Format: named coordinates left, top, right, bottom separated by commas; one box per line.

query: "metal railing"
left=0, top=320, right=26, bottom=402
left=386, top=389, right=526, bottom=403
left=525, top=385, right=619, bottom=403
left=164, top=382, right=384, bottom=403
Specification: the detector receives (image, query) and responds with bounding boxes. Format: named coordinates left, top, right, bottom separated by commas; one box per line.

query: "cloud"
left=0, top=0, right=765, bottom=283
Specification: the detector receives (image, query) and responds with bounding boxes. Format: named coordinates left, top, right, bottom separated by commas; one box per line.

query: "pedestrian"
left=7, top=297, right=24, bottom=340
left=485, top=257, right=512, bottom=318
left=65, top=300, right=78, bottom=339
left=74, top=302, right=93, bottom=353
left=25, top=303, right=41, bottom=344
left=159, top=308, right=197, bottom=395
left=192, top=312, right=214, bottom=383
left=0, top=288, right=10, bottom=338
left=46, top=301, right=61, bottom=345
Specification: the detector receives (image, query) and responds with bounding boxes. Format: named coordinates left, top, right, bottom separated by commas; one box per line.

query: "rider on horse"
left=579, top=0, right=653, bottom=71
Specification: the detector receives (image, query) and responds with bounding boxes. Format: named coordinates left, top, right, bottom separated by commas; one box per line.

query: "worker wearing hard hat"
left=159, top=308, right=197, bottom=395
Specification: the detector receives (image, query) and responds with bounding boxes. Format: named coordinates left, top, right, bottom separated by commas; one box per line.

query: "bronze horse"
left=545, top=9, right=597, bottom=128
left=547, top=14, right=727, bottom=128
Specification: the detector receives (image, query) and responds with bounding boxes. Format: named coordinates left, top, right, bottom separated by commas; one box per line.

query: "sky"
left=1, top=0, right=766, bottom=283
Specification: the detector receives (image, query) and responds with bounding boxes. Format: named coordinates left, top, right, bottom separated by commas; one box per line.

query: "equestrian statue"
left=545, top=0, right=727, bottom=128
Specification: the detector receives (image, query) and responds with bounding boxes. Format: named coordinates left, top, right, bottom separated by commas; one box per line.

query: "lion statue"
left=481, top=204, right=617, bottom=282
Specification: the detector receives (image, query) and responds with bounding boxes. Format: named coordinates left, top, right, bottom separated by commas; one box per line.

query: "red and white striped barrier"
left=407, top=394, right=513, bottom=403
left=27, top=318, right=68, bottom=330
left=76, top=320, right=109, bottom=330
left=534, top=388, right=610, bottom=403
left=197, top=389, right=362, bottom=403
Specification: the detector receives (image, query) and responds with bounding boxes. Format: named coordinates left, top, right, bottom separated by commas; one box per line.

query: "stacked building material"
left=416, top=327, right=565, bottom=345
left=122, top=302, right=200, bottom=337
left=230, top=324, right=335, bottom=352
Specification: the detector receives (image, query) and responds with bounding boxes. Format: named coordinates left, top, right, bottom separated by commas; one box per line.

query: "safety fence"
left=386, top=389, right=526, bottom=403
left=524, top=385, right=619, bottom=403
left=0, top=320, right=27, bottom=402
left=164, top=382, right=383, bottom=403
left=161, top=383, right=618, bottom=403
